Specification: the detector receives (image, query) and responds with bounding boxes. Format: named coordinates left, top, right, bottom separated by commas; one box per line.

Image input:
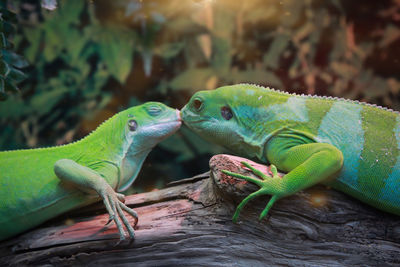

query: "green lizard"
left=181, top=84, right=400, bottom=222
left=0, top=102, right=181, bottom=241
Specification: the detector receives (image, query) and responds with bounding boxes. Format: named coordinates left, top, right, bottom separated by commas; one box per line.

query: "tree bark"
left=1, top=154, right=399, bottom=266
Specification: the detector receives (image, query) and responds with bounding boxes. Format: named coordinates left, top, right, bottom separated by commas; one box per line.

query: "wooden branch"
left=1, top=154, right=399, bottom=266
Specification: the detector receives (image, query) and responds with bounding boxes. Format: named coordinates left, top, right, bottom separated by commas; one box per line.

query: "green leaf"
left=4, top=78, right=19, bottom=93
left=0, top=8, right=17, bottom=23
left=0, top=78, right=4, bottom=93
left=0, top=5, right=26, bottom=100
left=183, top=38, right=207, bottom=68
left=91, top=26, right=135, bottom=83
left=23, top=28, right=42, bottom=63
left=169, top=68, right=213, bottom=91
left=30, top=87, right=69, bottom=115
left=263, top=34, right=290, bottom=69
left=0, top=33, right=6, bottom=49
left=8, top=68, right=27, bottom=83
left=41, top=2, right=86, bottom=62
left=43, top=23, right=64, bottom=62
left=156, top=42, right=184, bottom=59
left=165, top=17, right=206, bottom=35
left=2, top=50, right=29, bottom=68
left=47, top=0, right=84, bottom=25
left=63, top=28, right=87, bottom=64
left=2, top=21, right=15, bottom=37
left=0, top=96, right=29, bottom=118
left=211, top=37, right=231, bottom=75
left=0, top=60, right=10, bottom=76
left=87, top=64, right=109, bottom=95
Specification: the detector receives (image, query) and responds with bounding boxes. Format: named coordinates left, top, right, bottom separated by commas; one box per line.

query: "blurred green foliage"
left=0, top=3, right=28, bottom=100
left=1, top=0, right=400, bottom=191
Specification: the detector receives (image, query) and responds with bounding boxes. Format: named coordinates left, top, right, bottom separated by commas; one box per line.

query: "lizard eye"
left=221, top=106, right=233, bottom=120
left=128, top=120, right=138, bottom=131
left=147, top=105, right=162, bottom=116
left=192, top=98, right=203, bottom=112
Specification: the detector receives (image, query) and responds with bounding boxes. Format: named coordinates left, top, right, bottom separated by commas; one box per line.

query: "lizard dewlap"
left=181, top=84, right=400, bottom=221
left=0, top=102, right=181, bottom=241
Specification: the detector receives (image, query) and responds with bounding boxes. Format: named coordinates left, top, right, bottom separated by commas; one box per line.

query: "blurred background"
left=1, top=0, right=399, bottom=193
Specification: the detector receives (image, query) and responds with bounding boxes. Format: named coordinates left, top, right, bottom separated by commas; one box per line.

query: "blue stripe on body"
left=267, top=96, right=309, bottom=122
left=316, top=102, right=364, bottom=190
left=379, top=117, right=400, bottom=206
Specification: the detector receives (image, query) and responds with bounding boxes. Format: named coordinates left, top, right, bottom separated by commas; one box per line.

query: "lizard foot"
left=222, top=161, right=282, bottom=223
left=99, top=183, right=138, bottom=241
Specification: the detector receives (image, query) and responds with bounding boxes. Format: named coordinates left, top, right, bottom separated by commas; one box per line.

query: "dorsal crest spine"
left=238, top=83, right=400, bottom=115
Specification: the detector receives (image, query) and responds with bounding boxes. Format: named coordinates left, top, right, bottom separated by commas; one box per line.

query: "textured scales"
left=181, top=84, right=400, bottom=220
left=0, top=102, right=181, bottom=241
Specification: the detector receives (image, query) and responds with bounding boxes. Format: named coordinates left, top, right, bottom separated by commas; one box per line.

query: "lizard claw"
left=100, top=184, right=138, bottom=241
left=223, top=163, right=282, bottom=223
left=269, top=164, right=278, bottom=177
left=105, top=215, right=114, bottom=226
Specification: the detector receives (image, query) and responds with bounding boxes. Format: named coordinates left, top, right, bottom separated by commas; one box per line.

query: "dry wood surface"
left=1, top=154, right=399, bottom=266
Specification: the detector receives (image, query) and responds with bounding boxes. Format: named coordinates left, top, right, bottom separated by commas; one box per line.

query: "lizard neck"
left=118, top=147, right=151, bottom=192
left=79, top=112, right=127, bottom=157
left=69, top=114, right=129, bottom=183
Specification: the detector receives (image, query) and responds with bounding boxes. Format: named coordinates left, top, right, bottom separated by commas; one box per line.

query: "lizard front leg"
left=223, top=139, right=344, bottom=223
left=54, top=159, right=138, bottom=241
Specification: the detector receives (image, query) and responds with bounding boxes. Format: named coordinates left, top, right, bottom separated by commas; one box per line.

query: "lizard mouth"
left=146, top=120, right=181, bottom=130
left=180, top=105, right=206, bottom=125
left=143, top=109, right=182, bottom=130
left=181, top=109, right=215, bottom=125
left=142, top=114, right=182, bottom=133
left=176, top=108, right=182, bottom=121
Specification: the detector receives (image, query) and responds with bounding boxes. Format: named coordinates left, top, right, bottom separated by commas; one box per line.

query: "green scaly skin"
left=181, top=84, right=400, bottom=222
left=0, top=102, right=181, bottom=241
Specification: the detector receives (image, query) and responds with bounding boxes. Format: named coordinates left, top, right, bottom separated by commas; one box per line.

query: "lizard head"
left=123, top=102, right=181, bottom=150
left=181, top=84, right=285, bottom=160
left=115, top=102, right=181, bottom=191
